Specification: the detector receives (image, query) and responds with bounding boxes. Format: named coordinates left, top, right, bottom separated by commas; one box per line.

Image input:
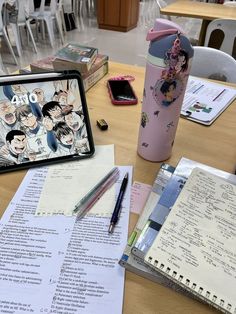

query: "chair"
left=10, top=0, right=38, bottom=57
left=139, top=0, right=170, bottom=27
left=72, top=0, right=95, bottom=17
left=72, top=0, right=95, bottom=29
left=57, top=0, right=66, bottom=34
left=155, top=0, right=171, bottom=20
left=190, top=46, right=236, bottom=83
left=204, top=19, right=236, bottom=56
left=153, top=0, right=200, bottom=45
left=29, top=0, right=64, bottom=47
left=0, top=0, right=18, bottom=65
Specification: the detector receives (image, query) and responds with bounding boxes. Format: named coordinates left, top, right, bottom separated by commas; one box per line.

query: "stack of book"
left=26, top=43, right=109, bottom=92
left=120, top=157, right=236, bottom=314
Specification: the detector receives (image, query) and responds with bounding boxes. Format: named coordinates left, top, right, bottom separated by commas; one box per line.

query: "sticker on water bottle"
left=151, top=32, right=189, bottom=107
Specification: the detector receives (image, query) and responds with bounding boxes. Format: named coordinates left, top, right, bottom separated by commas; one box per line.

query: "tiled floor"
left=1, top=0, right=201, bottom=74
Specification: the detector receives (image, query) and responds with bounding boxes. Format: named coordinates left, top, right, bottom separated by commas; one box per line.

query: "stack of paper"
left=0, top=145, right=132, bottom=314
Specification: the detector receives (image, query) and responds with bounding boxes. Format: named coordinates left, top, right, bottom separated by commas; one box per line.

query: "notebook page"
left=145, top=168, right=236, bottom=314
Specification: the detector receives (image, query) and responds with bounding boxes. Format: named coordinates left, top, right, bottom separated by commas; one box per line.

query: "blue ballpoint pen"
left=108, top=172, right=129, bottom=234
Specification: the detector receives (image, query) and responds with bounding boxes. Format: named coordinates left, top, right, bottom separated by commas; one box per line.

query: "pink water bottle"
left=137, top=19, right=194, bottom=162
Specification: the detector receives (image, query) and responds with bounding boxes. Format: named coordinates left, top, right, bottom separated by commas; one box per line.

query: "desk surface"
left=160, top=0, right=236, bottom=20
left=0, top=62, right=236, bottom=314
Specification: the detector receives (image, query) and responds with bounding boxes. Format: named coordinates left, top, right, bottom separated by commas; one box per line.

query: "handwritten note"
left=36, top=145, right=116, bottom=216
left=145, top=168, right=236, bottom=313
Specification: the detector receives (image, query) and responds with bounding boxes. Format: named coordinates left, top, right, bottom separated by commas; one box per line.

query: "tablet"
left=0, top=70, right=95, bottom=173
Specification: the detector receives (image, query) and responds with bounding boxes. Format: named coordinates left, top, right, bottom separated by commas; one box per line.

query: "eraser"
left=97, top=119, right=108, bottom=130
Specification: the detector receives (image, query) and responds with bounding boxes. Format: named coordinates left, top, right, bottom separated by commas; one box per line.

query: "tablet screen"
left=0, top=73, right=94, bottom=172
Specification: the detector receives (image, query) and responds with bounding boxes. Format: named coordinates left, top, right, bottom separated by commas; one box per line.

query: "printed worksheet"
left=0, top=164, right=132, bottom=313
left=181, top=76, right=236, bottom=125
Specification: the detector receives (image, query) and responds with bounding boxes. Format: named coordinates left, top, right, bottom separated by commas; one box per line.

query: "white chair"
left=29, top=0, right=64, bottom=47
left=223, top=1, right=236, bottom=7
left=190, top=46, right=236, bottom=83
left=204, top=19, right=236, bottom=56
left=58, top=0, right=66, bottom=34
left=72, top=0, right=95, bottom=18
left=0, top=0, right=18, bottom=65
left=139, top=0, right=200, bottom=45
left=72, top=0, right=94, bottom=29
left=139, top=0, right=163, bottom=27
left=71, top=0, right=82, bottom=27
left=10, top=0, right=38, bottom=57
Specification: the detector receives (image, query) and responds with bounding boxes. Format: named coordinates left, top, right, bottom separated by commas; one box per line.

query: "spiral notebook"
left=144, top=168, right=236, bottom=314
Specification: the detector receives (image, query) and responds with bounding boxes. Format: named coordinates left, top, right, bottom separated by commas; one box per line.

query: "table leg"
left=198, top=19, right=210, bottom=46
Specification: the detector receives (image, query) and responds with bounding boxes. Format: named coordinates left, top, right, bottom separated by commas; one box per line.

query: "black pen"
left=108, top=172, right=129, bottom=234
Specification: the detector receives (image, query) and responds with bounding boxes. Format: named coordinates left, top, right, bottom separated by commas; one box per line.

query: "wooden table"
left=1, top=62, right=236, bottom=314
left=160, top=0, right=236, bottom=45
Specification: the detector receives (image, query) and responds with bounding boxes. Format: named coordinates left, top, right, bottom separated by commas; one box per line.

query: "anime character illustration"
left=42, top=101, right=64, bottom=124
left=0, top=99, right=18, bottom=127
left=53, top=121, right=89, bottom=156
left=6, top=84, right=28, bottom=97
left=151, top=33, right=187, bottom=107
left=3, top=84, right=42, bottom=119
left=53, top=80, right=68, bottom=94
left=4, top=130, right=35, bottom=164
left=32, top=88, right=46, bottom=109
left=52, top=122, right=78, bottom=156
left=166, top=121, right=174, bottom=132
left=160, top=80, right=178, bottom=107
left=16, top=104, right=57, bottom=160
left=164, top=34, right=189, bottom=77
left=64, top=109, right=89, bottom=152
left=0, top=77, right=89, bottom=168
left=174, top=50, right=189, bottom=73
left=64, top=108, right=84, bottom=133
left=141, top=112, right=149, bottom=128
left=53, top=79, right=81, bottom=111
left=0, top=100, right=20, bottom=152
left=187, top=101, right=212, bottom=113
left=53, top=90, right=68, bottom=107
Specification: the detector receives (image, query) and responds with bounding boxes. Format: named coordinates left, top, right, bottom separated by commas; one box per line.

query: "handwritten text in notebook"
left=145, top=168, right=236, bottom=314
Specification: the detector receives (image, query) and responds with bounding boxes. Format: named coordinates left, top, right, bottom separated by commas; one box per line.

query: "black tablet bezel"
left=0, top=70, right=95, bottom=173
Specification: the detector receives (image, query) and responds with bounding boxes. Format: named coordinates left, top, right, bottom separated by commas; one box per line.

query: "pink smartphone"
left=107, top=79, right=138, bottom=105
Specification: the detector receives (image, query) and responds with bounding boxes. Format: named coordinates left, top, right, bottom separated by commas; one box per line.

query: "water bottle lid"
left=146, top=18, right=184, bottom=42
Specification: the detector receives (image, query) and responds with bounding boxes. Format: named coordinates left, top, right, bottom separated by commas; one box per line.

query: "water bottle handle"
left=146, top=18, right=184, bottom=41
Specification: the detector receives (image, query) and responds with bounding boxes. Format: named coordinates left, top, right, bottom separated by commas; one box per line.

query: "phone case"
left=107, top=79, right=138, bottom=105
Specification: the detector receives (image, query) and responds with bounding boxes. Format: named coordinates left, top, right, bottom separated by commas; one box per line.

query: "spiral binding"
left=147, top=256, right=235, bottom=314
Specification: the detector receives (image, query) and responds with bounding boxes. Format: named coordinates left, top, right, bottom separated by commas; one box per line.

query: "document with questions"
left=145, top=168, right=236, bottom=314
left=0, top=165, right=132, bottom=314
